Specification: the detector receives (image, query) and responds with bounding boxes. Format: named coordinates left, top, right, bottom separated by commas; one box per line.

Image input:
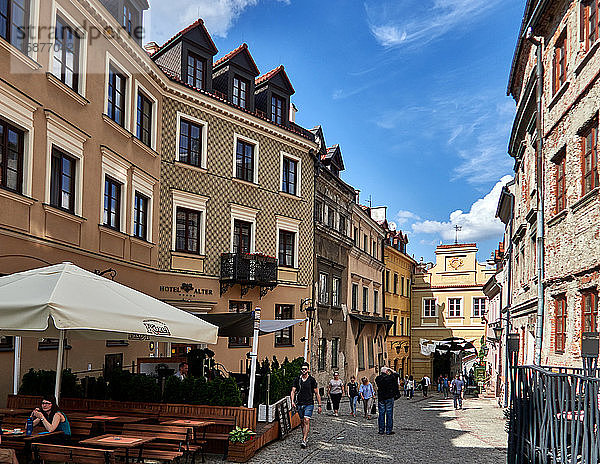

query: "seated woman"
left=30, top=395, right=71, bottom=443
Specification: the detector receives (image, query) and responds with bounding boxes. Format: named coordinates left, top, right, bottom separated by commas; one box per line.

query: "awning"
left=195, top=313, right=303, bottom=337
left=349, top=313, right=393, bottom=343
left=419, top=337, right=478, bottom=356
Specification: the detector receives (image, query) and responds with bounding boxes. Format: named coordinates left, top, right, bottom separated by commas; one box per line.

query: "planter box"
left=227, top=440, right=256, bottom=462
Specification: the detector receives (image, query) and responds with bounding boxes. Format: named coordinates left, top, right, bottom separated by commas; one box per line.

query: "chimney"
left=289, top=103, right=298, bottom=123
left=144, top=42, right=159, bottom=55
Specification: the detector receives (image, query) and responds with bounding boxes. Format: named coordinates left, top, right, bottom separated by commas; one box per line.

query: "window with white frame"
left=280, top=152, right=301, bottom=196
left=448, top=298, right=462, bottom=317
left=131, top=170, right=154, bottom=242
left=233, top=134, right=258, bottom=183
left=332, top=276, right=341, bottom=307
left=423, top=298, right=436, bottom=317
left=135, top=83, right=156, bottom=149
left=473, top=297, right=486, bottom=318
left=230, top=204, right=257, bottom=254
left=172, top=190, right=207, bottom=255
left=176, top=112, right=207, bottom=169
left=52, top=15, right=80, bottom=92
left=1, top=0, right=29, bottom=54
left=45, top=112, right=87, bottom=216
left=276, top=215, right=300, bottom=268
left=101, top=150, right=128, bottom=232
left=362, top=287, right=368, bottom=311
left=105, top=54, right=132, bottom=129
left=318, top=272, right=329, bottom=305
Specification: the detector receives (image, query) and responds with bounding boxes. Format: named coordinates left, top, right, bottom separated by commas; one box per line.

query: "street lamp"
left=493, top=324, right=503, bottom=341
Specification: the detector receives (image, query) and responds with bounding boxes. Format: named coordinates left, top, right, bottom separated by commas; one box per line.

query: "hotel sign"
left=159, top=283, right=213, bottom=296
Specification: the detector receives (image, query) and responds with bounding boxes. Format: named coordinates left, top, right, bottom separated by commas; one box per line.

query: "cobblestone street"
left=242, top=393, right=507, bottom=464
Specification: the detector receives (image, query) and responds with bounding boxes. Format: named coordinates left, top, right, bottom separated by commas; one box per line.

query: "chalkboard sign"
left=276, top=400, right=291, bottom=438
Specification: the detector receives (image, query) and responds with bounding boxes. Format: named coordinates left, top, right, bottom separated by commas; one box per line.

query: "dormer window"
left=271, top=95, right=284, bottom=124
left=233, top=76, right=248, bottom=108
left=123, top=1, right=133, bottom=36
left=187, top=52, right=205, bottom=90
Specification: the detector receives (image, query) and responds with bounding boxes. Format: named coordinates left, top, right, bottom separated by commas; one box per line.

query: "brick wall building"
left=507, top=0, right=600, bottom=366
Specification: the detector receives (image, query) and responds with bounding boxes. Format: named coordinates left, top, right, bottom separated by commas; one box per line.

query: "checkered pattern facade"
left=158, top=97, right=314, bottom=286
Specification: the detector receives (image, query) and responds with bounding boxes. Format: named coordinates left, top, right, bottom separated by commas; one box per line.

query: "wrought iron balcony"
left=220, top=253, right=278, bottom=297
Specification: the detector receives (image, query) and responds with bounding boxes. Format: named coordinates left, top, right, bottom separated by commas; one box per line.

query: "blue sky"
left=146, top=0, right=524, bottom=263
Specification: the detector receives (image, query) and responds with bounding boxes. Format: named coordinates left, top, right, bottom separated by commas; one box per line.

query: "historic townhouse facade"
left=507, top=0, right=600, bottom=366
left=382, top=228, right=415, bottom=377
left=411, top=243, right=494, bottom=379
left=310, top=128, right=355, bottom=386
left=344, top=203, right=388, bottom=381
left=0, top=0, right=161, bottom=401
left=149, top=21, right=315, bottom=373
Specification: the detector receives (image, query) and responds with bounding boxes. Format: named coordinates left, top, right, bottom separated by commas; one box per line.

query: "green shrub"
left=19, top=369, right=82, bottom=398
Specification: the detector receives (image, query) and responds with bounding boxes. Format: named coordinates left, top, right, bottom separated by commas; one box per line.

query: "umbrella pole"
left=13, top=336, right=21, bottom=394
left=247, top=308, right=261, bottom=409
left=54, top=330, right=66, bottom=403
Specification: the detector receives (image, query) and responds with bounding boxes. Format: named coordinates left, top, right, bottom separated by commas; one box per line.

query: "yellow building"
left=384, top=230, right=415, bottom=377
left=411, top=243, right=495, bottom=380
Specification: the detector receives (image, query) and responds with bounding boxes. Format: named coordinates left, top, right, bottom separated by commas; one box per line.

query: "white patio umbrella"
left=0, top=262, right=219, bottom=401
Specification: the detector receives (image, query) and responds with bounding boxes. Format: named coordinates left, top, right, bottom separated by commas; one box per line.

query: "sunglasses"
left=301, top=368, right=308, bottom=371
left=41, top=401, right=52, bottom=405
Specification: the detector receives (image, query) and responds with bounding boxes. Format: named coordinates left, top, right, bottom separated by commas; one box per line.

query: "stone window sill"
left=43, top=204, right=86, bottom=223
left=174, top=161, right=207, bottom=173
left=0, top=187, right=35, bottom=206
left=130, top=235, right=155, bottom=248
left=0, top=37, right=41, bottom=70
left=132, top=136, right=158, bottom=158
left=232, top=177, right=259, bottom=188
left=548, top=80, right=570, bottom=110
left=102, top=114, right=132, bottom=139
left=571, top=187, right=599, bottom=213
left=575, top=40, right=600, bottom=76
left=46, top=73, right=89, bottom=106
left=547, top=209, right=567, bottom=227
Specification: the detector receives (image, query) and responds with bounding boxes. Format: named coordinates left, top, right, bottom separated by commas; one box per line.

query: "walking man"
left=442, top=374, right=450, bottom=399
left=375, top=367, right=399, bottom=435
left=291, top=362, right=322, bottom=449
left=422, top=375, right=431, bottom=397
left=451, top=373, right=465, bottom=410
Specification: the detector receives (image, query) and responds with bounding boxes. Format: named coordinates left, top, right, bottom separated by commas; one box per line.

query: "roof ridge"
left=152, top=18, right=218, bottom=58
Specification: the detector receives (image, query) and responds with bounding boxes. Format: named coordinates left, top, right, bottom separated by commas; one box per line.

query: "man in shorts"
left=291, top=362, right=322, bottom=449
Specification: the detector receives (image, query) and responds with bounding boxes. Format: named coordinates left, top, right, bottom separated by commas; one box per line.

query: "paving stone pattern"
left=235, top=393, right=507, bottom=463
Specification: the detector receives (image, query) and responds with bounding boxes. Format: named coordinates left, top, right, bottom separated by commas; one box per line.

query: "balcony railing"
left=220, top=253, right=278, bottom=297
left=508, top=364, right=600, bottom=464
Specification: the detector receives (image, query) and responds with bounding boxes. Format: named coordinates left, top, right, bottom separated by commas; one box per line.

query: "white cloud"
left=366, top=0, right=502, bottom=49
left=147, top=0, right=287, bottom=41
left=411, top=175, right=512, bottom=243
left=395, top=210, right=421, bottom=226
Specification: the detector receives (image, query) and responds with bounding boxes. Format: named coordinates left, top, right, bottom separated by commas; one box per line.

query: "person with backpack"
left=442, top=374, right=450, bottom=399
left=451, top=373, right=465, bottom=409
left=291, top=362, right=323, bottom=449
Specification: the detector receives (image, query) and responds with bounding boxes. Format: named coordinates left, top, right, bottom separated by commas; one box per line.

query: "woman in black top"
left=347, top=376, right=359, bottom=417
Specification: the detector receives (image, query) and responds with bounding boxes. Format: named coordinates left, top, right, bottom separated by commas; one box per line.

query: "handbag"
left=370, top=400, right=377, bottom=415
left=326, top=397, right=332, bottom=411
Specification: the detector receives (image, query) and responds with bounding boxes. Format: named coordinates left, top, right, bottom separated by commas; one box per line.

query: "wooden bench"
left=121, top=424, right=191, bottom=463
left=159, top=416, right=235, bottom=459
left=32, top=443, right=115, bottom=464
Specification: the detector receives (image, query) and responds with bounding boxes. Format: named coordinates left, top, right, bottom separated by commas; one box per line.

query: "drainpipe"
left=527, top=28, right=545, bottom=366
left=504, top=214, right=513, bottom=408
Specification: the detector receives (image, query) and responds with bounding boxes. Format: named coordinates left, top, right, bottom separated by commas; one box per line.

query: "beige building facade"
left=383, top=230, right=414, bottom=377
left=411, top=243, right=495, bottom=379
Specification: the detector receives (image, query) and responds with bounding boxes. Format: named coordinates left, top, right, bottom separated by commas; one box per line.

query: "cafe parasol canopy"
left=0, top=262, right=219, bottom=400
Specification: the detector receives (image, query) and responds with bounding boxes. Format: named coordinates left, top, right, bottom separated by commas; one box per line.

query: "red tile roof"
left=152, top=19, right=218, bottom=57
left=255, top=65, right=295, bottom=93
left=437, top=243, right=477, bottom=249
left=213, top=43, right=260, bottom=75
left=156, top=65, right=312, bottom=141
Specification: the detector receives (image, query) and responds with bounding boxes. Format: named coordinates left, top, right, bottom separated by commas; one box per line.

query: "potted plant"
left=227, top=426, right=256, bottom=462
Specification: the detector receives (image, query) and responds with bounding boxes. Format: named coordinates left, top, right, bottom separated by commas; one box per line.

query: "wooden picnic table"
left=80, top=433, right=155, bottom=464
left=68, top=412, right=149, bottom=423
left=1, top=429, right=64, bottom=464
left=160, top=419, right=215, bottom=443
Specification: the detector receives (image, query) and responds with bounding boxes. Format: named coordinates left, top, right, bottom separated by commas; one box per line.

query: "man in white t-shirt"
left=422, top=375, right=431, bottom=397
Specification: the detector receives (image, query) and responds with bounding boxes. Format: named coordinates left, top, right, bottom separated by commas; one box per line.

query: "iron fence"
left=508, top=365, right=600, bottom=463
